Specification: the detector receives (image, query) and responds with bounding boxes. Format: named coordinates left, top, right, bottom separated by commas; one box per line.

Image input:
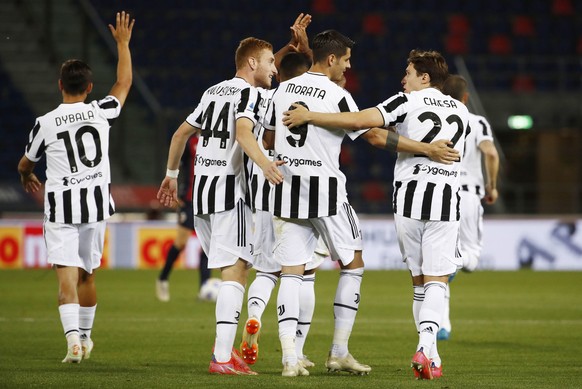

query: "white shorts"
left=394, top=214, right=460, bottom=277
left=194, top=200, right=253, bottom=269
left=253, top=210, right=328, bottom=273
left=44, top=219, right=106, bottom=274
left=252, top=209, right=279, bottom=273
left=459, top=191, right=484, bottom=270
left=274, top=203, right=363, bottom=267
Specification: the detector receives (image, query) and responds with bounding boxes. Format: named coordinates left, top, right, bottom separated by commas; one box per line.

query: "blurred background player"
left=156, top=133, right=211, bottom=302
left=438, top=74, right=500, bottom=340
left=16, top=11, right=134, bottom=363
left=157, top=37, right=283, bottom=375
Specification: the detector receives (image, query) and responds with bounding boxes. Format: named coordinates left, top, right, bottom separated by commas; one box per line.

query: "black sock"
left=159, top=245, right=181, bottom=280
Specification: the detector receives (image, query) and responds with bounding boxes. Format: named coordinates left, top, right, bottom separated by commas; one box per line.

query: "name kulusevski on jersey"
left=461, top=112, right=494, bottom=198
left=376, top=88, right=470, bottom=221
left=186, top=76, right=261, bottom=215
left=264, top=72, right=366, bottom=219
left=24, top=96, right=121, bottom=223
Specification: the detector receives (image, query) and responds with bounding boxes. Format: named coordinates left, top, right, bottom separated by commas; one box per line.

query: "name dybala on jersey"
left=376, top=88, right=470, bottom=221
left=264, top=72, right=366, bottom=219
left=24, top=96, right=121, bottom=224
left=460, top=112, right=494, bottom=198
left=186, top=77, right=261, bottom=215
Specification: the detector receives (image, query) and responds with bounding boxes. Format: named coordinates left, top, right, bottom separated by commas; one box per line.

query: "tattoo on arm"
left=385, top=131, right=399, bottom=152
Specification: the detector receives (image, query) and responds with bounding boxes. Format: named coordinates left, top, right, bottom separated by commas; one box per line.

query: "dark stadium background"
left=1, top=0, right=580, bottom=215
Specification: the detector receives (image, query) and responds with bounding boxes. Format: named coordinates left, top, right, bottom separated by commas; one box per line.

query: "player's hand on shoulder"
left=427, top=139, right=459, bottom=164
left=283, top=103, right=309, bottom=128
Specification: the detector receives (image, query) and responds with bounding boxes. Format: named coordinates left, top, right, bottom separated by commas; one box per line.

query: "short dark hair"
left=311, top=30, right=355, bottom=64
left=407, top=49, right=449, bottom=89
left=60, top=59, right=92, bottom=95
left=279, top=52, right=311, bottom=81
left=442, top=74, right=467, bottom=101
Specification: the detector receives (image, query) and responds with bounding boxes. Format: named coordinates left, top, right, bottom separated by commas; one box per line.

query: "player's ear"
left=248, top=56, right=257, bottom=71
left=422, top=73, right=430, bottom=85
left=86, top=82, right=93, bottom=95
left=327, top=54, right=336, bottom=67
left=58, top=79, right=64, bottom=91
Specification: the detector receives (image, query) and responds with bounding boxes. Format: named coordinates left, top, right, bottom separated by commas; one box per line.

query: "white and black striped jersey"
left=460, top=112, right=494, bottom=198
left=264, top=72, right=366, bottom=219
left=249, top=88, right=275, bottom=212
left=186, top=77, right=261, bottom=215
left=24, top=96, right=121, bottom=223
left=375, top=88, right=470, bottom=221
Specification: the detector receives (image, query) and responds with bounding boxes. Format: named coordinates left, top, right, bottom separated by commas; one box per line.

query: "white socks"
left=441, top=284, right=451, bottom=332
left=277, top=273, right=303, bottom=365
left=214, top=281, right=244, bottom=363
left=417, top=281, right=447, bottom=356
left=412, top=285, right=425, bottom=332
left=247, top=272, right=278, bottom=321
left=79, top=305, right=96, bottom=340
left=296, top=273, right=316, bottom=359
left=59, top=303, right=80, bottom=347
left=331, top=268, right=364, bottom=358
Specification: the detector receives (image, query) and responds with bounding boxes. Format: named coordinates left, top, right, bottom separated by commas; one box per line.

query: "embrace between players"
left=19, top=10, right=498, bottom=381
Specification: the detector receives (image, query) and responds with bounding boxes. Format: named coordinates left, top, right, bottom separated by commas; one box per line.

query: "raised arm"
left=107, top=11, right=135, bottom=106
left=274, top=13, right=312, bottom=69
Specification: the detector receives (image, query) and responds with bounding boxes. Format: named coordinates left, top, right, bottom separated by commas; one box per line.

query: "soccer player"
left=241, top=51, right=326, bottom=370
left=156, top=133, right=212, bottom=302
left=438, top=74, right=499, bottom=340
left=157, top=37, right=284, bottom=375
left=283, top=49, right=471, bottom=380
left=17, top=12, right=134, bottom=363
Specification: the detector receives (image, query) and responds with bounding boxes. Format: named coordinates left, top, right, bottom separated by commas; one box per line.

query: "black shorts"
left=178, top=201, right=195, bottom=230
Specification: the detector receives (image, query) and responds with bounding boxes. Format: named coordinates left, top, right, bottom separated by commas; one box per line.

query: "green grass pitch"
left=1, top=269, right=581, bottom=388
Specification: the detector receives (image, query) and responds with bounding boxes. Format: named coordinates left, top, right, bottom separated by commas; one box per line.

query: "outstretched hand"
left=108, top=11, right=135, bottom=45
left=283, top=103, right=310, bottom=129
left=426, top=139, right=460, bottom=164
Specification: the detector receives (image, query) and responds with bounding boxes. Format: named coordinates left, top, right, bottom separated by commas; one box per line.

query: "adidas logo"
left=421, top=326, right=434, bottom=335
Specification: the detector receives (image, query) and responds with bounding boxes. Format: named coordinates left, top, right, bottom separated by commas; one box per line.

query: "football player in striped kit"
left=157, top=37, right=284, bottom=375
left=438, top=74, right=499, bottom=340
left=17, top=12, right=135, bottom=364
left=283, top=49, right=471, bottom=380
left=242, top=50, right=330, bottom=370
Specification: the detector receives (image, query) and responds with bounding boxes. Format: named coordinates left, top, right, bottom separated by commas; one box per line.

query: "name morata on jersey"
left=264, top=72, right=366, bottom=219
